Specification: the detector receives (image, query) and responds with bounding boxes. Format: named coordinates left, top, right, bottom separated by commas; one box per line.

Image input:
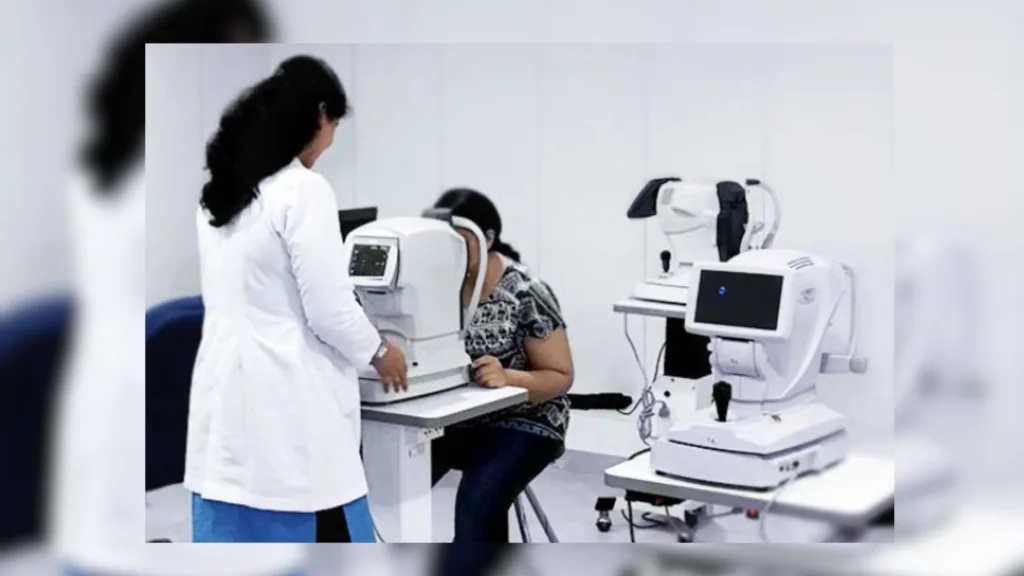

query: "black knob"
left=712, top=381, right=732, bottom=422
left=660, top=250, right=672, bottom=273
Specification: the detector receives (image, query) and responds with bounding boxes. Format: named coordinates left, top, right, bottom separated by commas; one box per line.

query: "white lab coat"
left=184, top=158, right=382, bottom=513
left=51, top=165, right=305, bottom=574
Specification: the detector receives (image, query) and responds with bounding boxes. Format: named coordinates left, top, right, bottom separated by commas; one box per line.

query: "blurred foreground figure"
left=82, top=0, right=271, bottom=196
left=432, top=545, right=512, bottom=576
left=892, top=238, right=980, bottom=536
left=0, top=299, right=74, bottom=546
left=47, top=1, right=309, bottom=574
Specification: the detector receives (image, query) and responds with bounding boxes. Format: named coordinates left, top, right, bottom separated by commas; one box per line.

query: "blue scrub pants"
left=191, top=492, right=375, bottom=543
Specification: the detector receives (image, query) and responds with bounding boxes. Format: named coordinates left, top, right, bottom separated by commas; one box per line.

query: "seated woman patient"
left=429, top=188, right=574, bottom=543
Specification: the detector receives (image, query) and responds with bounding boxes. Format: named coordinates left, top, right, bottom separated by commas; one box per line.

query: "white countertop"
left=606, top=451, right=895, bottom=525
left=361, top=384, right=528, bottom=428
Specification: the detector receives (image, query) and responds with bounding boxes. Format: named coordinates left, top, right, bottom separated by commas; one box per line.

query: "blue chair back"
left=0, top=296, right=74, bottom=545
left=146, top=296, right=204, bottom=491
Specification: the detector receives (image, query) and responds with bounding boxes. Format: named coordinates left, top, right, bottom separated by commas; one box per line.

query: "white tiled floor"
left=0, top=461, right=898, bottom=576
left=146, top=462, right=884, bottom=545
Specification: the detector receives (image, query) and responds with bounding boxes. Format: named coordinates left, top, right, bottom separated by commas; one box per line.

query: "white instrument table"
left=362, top=384, right=526, bottom=428
left=605, top=452, right=894, bottom=534
left=361, top=385, right=528, bottom=543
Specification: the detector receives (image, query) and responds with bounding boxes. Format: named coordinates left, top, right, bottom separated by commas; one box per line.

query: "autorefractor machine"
left=626, top=177, right=781, bottom=306
left=618, top=177, right=783, bottom=435
left=344, top=208, right=487, bottom=404
left=650, top=248, right=869, bottom=490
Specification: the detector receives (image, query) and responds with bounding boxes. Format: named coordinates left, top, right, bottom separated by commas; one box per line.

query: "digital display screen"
left=693, top=270, right=784, bottom=331
left=349, top=244, right=391, bottom=277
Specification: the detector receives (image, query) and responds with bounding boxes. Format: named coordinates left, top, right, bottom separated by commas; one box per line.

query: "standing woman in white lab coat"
left=185, top=55, right=408, bottom=543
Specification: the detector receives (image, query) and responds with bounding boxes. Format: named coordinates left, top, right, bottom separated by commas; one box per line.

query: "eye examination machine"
left=344, top=209, right=487, bottom=404
left=626, top=178, right=781, bottom=306
left=649, top=248, right=869, bottom=490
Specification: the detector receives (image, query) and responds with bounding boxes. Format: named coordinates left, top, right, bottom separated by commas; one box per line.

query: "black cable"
left=620, top=510, right=668, bottom=529
left=616, top=398, right=642, bottom=416
left=627, top=447, right=651, bottom=461
left=627, top=500, right=636, bottom=543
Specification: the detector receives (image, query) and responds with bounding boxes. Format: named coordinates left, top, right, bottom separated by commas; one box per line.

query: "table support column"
left=362, top=420, right=443, bottom=542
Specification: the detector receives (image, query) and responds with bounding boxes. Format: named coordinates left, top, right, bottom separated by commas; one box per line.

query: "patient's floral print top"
left=454, top=261, right=569, bottom=442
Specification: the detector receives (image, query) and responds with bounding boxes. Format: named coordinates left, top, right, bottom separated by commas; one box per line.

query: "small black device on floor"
left=614, top=491, right=699, bottom=543
left=594, top=497, right=616, bottom=532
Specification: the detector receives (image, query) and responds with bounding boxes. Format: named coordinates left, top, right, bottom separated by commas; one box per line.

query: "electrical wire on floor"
left=620, top=314, right=667, bottom=445
left=373, top=517, right=386, bottom=543
left=621, top=510, right=667, bottom=530
left=620, top=505, right=673, bottom=529
left=758, top=469, right=820, bottom=543
left=626, top=501, right=681, bottom=543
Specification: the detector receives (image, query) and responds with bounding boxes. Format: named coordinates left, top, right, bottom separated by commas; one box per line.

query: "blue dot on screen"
left=718, top=286, right=727, bottom=296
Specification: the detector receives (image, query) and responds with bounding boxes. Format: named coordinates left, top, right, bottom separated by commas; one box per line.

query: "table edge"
left=361, top=387, right=529, bottom=428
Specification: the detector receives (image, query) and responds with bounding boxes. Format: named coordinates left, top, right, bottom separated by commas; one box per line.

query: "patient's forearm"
left=506, top=369, right=572, bottom=403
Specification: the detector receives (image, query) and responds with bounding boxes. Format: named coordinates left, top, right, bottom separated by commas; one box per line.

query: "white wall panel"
left=352, top=46, right=443, bottom=217
left=538, top=45, right=650, bottom=398
left=439, top=45, right=541, bottom=266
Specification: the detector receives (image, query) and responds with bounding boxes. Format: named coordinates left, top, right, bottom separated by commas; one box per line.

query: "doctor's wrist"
left=369, top=341, right=388, bottom=366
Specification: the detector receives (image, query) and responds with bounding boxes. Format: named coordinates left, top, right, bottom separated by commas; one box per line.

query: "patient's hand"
left=472, top=356, right=507, bottom=388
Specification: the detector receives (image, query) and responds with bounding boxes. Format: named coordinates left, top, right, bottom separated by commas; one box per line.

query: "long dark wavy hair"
left=200, top=55, right=349, bottom=227
left=433, top=188, right=522, bottom=262
left=80, top=0, right=271, bottom=193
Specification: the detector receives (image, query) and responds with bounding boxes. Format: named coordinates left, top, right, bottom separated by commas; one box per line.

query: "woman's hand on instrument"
left=371, top=341, right=408, bottom=393
left=472, top=355, right=507, bottom=388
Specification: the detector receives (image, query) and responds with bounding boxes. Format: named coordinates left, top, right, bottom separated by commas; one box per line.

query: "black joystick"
left=660, top=250, right=672, bottom=274
left=712, top=381, right=732, bottom=422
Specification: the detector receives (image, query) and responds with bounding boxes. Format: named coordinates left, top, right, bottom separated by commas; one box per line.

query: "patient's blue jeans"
left=431, top=425, right=563, bottom=543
